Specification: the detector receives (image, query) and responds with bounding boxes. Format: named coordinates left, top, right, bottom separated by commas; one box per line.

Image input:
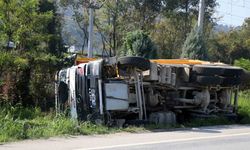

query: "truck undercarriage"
left=55, top=56, right=249, bottom=125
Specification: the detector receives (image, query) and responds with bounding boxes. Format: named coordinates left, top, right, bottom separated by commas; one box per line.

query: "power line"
left=218, top=11, right=247, bottom=19
left=221, top=14, right=246, bottom=20
left=219, top=0, right=250, bottom=9
left=215, top=0, right=250, bottom=25
left=243, top=0, right=250, bottom=3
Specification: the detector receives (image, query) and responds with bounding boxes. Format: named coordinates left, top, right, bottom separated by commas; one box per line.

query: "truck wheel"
left=222, top=67, right=243, bottom=77
left=118, top=56, right=150, bottom=71
left=222, top=77, right=241, bottom=86
left=192, top=65, right=225, bottom=76
left=195, top=76, right=223, bottom=85
left=241, top=70, right=250, bottom=86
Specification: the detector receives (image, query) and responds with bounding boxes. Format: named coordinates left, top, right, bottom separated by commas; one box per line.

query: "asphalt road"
left=1, top=125, right=250, bottom=150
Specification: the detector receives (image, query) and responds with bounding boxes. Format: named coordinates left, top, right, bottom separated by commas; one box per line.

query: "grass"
left=0, top=104, right=147, bottom=143
left=0, top=105, right=113, bottom=143
left=1, top=92, right=250, bottom=143
left=238, top=91, right=250, bottom=124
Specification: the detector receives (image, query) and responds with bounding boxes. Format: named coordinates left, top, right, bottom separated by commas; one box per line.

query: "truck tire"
left=118, top=56, right=150, bottom=71
left=222, top=67, right=243, bottom=77
left=192, top=65, right=225, bottom=76
left=222, top=77, right=241, bottom=86
left=195, top=76, right=223, bottom=85
left=241, top=70, right=250, bottom=86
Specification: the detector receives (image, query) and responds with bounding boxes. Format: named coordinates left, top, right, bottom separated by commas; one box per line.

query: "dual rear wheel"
left=191, top=65, right=243, bottom=86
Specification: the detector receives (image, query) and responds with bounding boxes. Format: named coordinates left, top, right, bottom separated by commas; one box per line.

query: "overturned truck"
left=55, top=56, right=250, bottom=125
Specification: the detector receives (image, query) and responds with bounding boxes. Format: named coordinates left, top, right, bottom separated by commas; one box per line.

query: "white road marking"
left=75, top=132, right=250, bottom=150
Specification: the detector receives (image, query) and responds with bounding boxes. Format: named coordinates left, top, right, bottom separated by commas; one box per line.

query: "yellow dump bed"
left=75, top=56, right=218, bottom=66
left=75, top=57, right=97, bottom=65
left=150, top=59, right=211, bottom=65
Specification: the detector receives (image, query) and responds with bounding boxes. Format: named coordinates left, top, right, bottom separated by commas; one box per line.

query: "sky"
left=214, top=0, right=250, bottom=26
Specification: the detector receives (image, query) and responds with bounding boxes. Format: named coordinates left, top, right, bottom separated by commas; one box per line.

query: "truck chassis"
left=55, top=56, right=246, bottom=125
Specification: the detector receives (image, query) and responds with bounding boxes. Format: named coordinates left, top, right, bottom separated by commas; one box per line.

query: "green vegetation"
left=120, top=30, right=157, bottom=59
left=0, top=105, right=113, bottom=143
left=181, top=25, right=208, bottom=60
left=0, top=0, right=64, bottom=108
left=208, top=18, right=250, bottom=64
left=235, top=58, right=250, bottom=71
left=1, top=0, right=249, bottom=108
left=238, top=91, right=250, bottom=124
left=1, top=0, right=250, bottom=144
left=60, top=0, right=217, bottom=57
left=1, top=92, right=250, bottom=143
left=0, top=104, right=147, bottom=143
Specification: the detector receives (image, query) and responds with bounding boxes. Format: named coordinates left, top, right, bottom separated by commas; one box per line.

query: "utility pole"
left=87, top=7, right=94, bottom=58
left=87, top=0, right=104, bottom=58
left=198, top=0, right=205, bottom=32
left=87, top=0, right=95, bottom=58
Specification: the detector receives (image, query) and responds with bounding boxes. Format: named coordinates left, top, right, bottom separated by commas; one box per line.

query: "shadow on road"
left=144, top=125, right=250, bottom=134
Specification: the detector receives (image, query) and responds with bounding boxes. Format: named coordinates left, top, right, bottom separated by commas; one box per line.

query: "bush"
left=238, top=91, right=250, bottom=124
left=181, top=25, right=208, bottom=60
left=234, top=58, right=250, bottom=71
left=0, top=51, right=61, bottom=108
left=120, top=30, right=157, bottom=59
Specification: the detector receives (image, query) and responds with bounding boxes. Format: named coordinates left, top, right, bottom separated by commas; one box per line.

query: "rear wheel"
left=222, top=77, right=241, bottom=86
left=222, top=67, right=243, bottom=77
left=195, top=76, right=223, bottom=85
left=118, top=56, right=150, bottom=71
left=192, top=65, right=225, bottom=76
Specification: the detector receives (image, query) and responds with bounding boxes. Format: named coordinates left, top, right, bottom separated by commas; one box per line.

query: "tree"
left=40, top=0, right=65, bottom=55
left=208, top=18, right=250, bottom=64
left=0, top=0, right=54, bottom=51
left=150, top=0, right=217, bottom=59
left=181, top=25, right=208, bottom=60
left=95, top=0, right=165, bottom=56
left=94, top=0, right=122, bottom=56
left=207, top=33, right=229, bottom=63
left=59, top=0, right=90, bottom=53
left=0, top=0, right=62, bottom=107
left=120, top=30, right=157, bottom=59
left=151, top=16, right=190, bottom=59
left=58, top=0, right=217, bottom=58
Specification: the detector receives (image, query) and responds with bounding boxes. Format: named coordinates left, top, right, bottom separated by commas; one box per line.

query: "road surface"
left=1, top=125, right=250, bottom=150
